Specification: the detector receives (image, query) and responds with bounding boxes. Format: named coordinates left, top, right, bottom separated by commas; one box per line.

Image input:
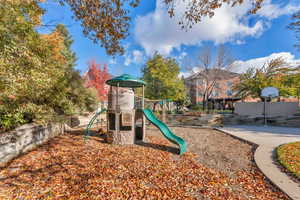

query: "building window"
left=212, top=90, right=219, bottom=97
left=196, top=79, right=204, bottom=85
left=227, top=90, right=233, bottom=96
left=227, top=81, right=233, bottom=87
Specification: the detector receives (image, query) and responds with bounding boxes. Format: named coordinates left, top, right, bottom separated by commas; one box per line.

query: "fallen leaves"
left=0, top=129, right=289, bottom=200
left=277, top=141, right=300, bottom=180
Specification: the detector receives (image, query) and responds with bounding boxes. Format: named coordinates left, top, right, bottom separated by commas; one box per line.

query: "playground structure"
left=86, top=74, right=187, bottom=155
left=105, top=74, right=146, bottom=145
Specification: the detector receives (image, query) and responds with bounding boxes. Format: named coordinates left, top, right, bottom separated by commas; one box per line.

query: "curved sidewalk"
left=217, top=125, right=300, bottom=200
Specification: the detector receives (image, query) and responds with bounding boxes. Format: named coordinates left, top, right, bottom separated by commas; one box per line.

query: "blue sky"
left=40, top=0, right=300, bottom=77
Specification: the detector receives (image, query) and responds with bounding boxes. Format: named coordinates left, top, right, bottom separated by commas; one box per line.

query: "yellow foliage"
left=41, top=31, right=66, bottom=65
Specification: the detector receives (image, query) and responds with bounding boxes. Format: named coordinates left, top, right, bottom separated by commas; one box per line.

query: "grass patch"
left=277, top=142, right=300, bottom=179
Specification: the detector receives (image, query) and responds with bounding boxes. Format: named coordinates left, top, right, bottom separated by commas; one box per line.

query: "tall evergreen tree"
left=54, top=24, right=97, bottom=113
left=55, top=24, right=77, bottom=69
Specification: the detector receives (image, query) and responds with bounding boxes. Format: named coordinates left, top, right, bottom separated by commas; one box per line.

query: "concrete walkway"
left=217, top=125, right=300, bottom=200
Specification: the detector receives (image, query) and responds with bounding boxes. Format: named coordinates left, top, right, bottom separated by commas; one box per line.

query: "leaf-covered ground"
left=0, top=128, right=289, bottom=200
left=277, top=141, right=300, bottom=180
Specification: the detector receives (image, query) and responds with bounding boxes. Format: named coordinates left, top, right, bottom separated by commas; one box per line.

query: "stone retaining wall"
left=0, top=123, right=64, bottom=166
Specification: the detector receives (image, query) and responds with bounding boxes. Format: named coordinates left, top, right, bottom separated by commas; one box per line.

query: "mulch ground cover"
left=0, top=127, right=289, bottom=200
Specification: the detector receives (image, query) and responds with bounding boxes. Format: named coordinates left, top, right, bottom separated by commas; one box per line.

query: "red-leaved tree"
left=84, top=60, right=111, bottom=102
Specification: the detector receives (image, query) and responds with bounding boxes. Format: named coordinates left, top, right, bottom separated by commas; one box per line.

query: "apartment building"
left=184, top=69, right=240, bottom=105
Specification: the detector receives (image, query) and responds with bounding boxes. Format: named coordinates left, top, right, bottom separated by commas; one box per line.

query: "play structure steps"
left=142, top=109, right=187, bottom=155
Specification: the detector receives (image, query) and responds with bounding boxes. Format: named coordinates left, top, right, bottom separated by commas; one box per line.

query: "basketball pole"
left=264, top=97, right=267, bottom=126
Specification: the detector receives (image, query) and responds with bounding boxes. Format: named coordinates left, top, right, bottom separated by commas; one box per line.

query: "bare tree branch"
left=199, top=45, right=212, bottom=70
left=215, top=44, right=234, bottom=68
left=184, top=45, right=236, bottom=110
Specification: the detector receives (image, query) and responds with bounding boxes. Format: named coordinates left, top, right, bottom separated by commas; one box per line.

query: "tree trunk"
left=153, top=102, right=158, bottom=112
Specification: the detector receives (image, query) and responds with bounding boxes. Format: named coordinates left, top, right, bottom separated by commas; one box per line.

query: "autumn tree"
left=233, top=58, right=293, bottom=100
left=142, top=53, right=187, bottom=111
left=0, top=0, right=62, bottom=129
left=0, top=1, right=97, bottom=131
left=55, top=24, right=77, bottom=68
left=55, top=0, right=264, bottom=55
left=84, top=60, right=111, bottom=102
left=185, top=45, right=234, bottom=110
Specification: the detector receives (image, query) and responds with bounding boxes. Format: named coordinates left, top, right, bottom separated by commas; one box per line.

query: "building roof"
left=185, top=69, right=239, bottom=81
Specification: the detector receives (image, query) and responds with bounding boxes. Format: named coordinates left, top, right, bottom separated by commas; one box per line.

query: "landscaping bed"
left=166, top=114, right=223, bottom=127
left=277, top=142, right=300, bottom=181
left=0, top=127, right=289, bottom=200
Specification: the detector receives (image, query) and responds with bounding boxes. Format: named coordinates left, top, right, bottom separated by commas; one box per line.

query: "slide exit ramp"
left=142, top=109, right=187, bottom=155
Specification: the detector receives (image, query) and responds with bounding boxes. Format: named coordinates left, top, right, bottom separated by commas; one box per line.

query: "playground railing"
left=35, top=111, right=106, bottom=130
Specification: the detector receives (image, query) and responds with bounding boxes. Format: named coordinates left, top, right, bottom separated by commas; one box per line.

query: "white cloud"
left=124, top=49, right=145, bottom=66
left=257, top=0, right=300, bottom=20
left=230, top=52, right=300, bottom=73
left=236, top=40, right=245, bottom=45
left=178, top=72, right=189, bottom=78
left=134, top=0, right=299, bottom=56
left=109, top=59, right=117, bottom=64
left=124, top=56, right=132, bottom=66
left=179, top=67, right=202, bottom=78
left=132, top=50, right=144, bottom=63
left=179, top=52, right=300, bottom=77
left=178, top=51, right=187, bottom=60
left=173, top=51, right=188, bottom=64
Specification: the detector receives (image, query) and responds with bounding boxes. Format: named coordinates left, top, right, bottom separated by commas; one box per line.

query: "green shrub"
left=190, top=104, right=203, bottom=111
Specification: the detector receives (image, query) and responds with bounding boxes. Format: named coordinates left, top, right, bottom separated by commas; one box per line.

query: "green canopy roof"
left=106, top=74, right=146, bottom=88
